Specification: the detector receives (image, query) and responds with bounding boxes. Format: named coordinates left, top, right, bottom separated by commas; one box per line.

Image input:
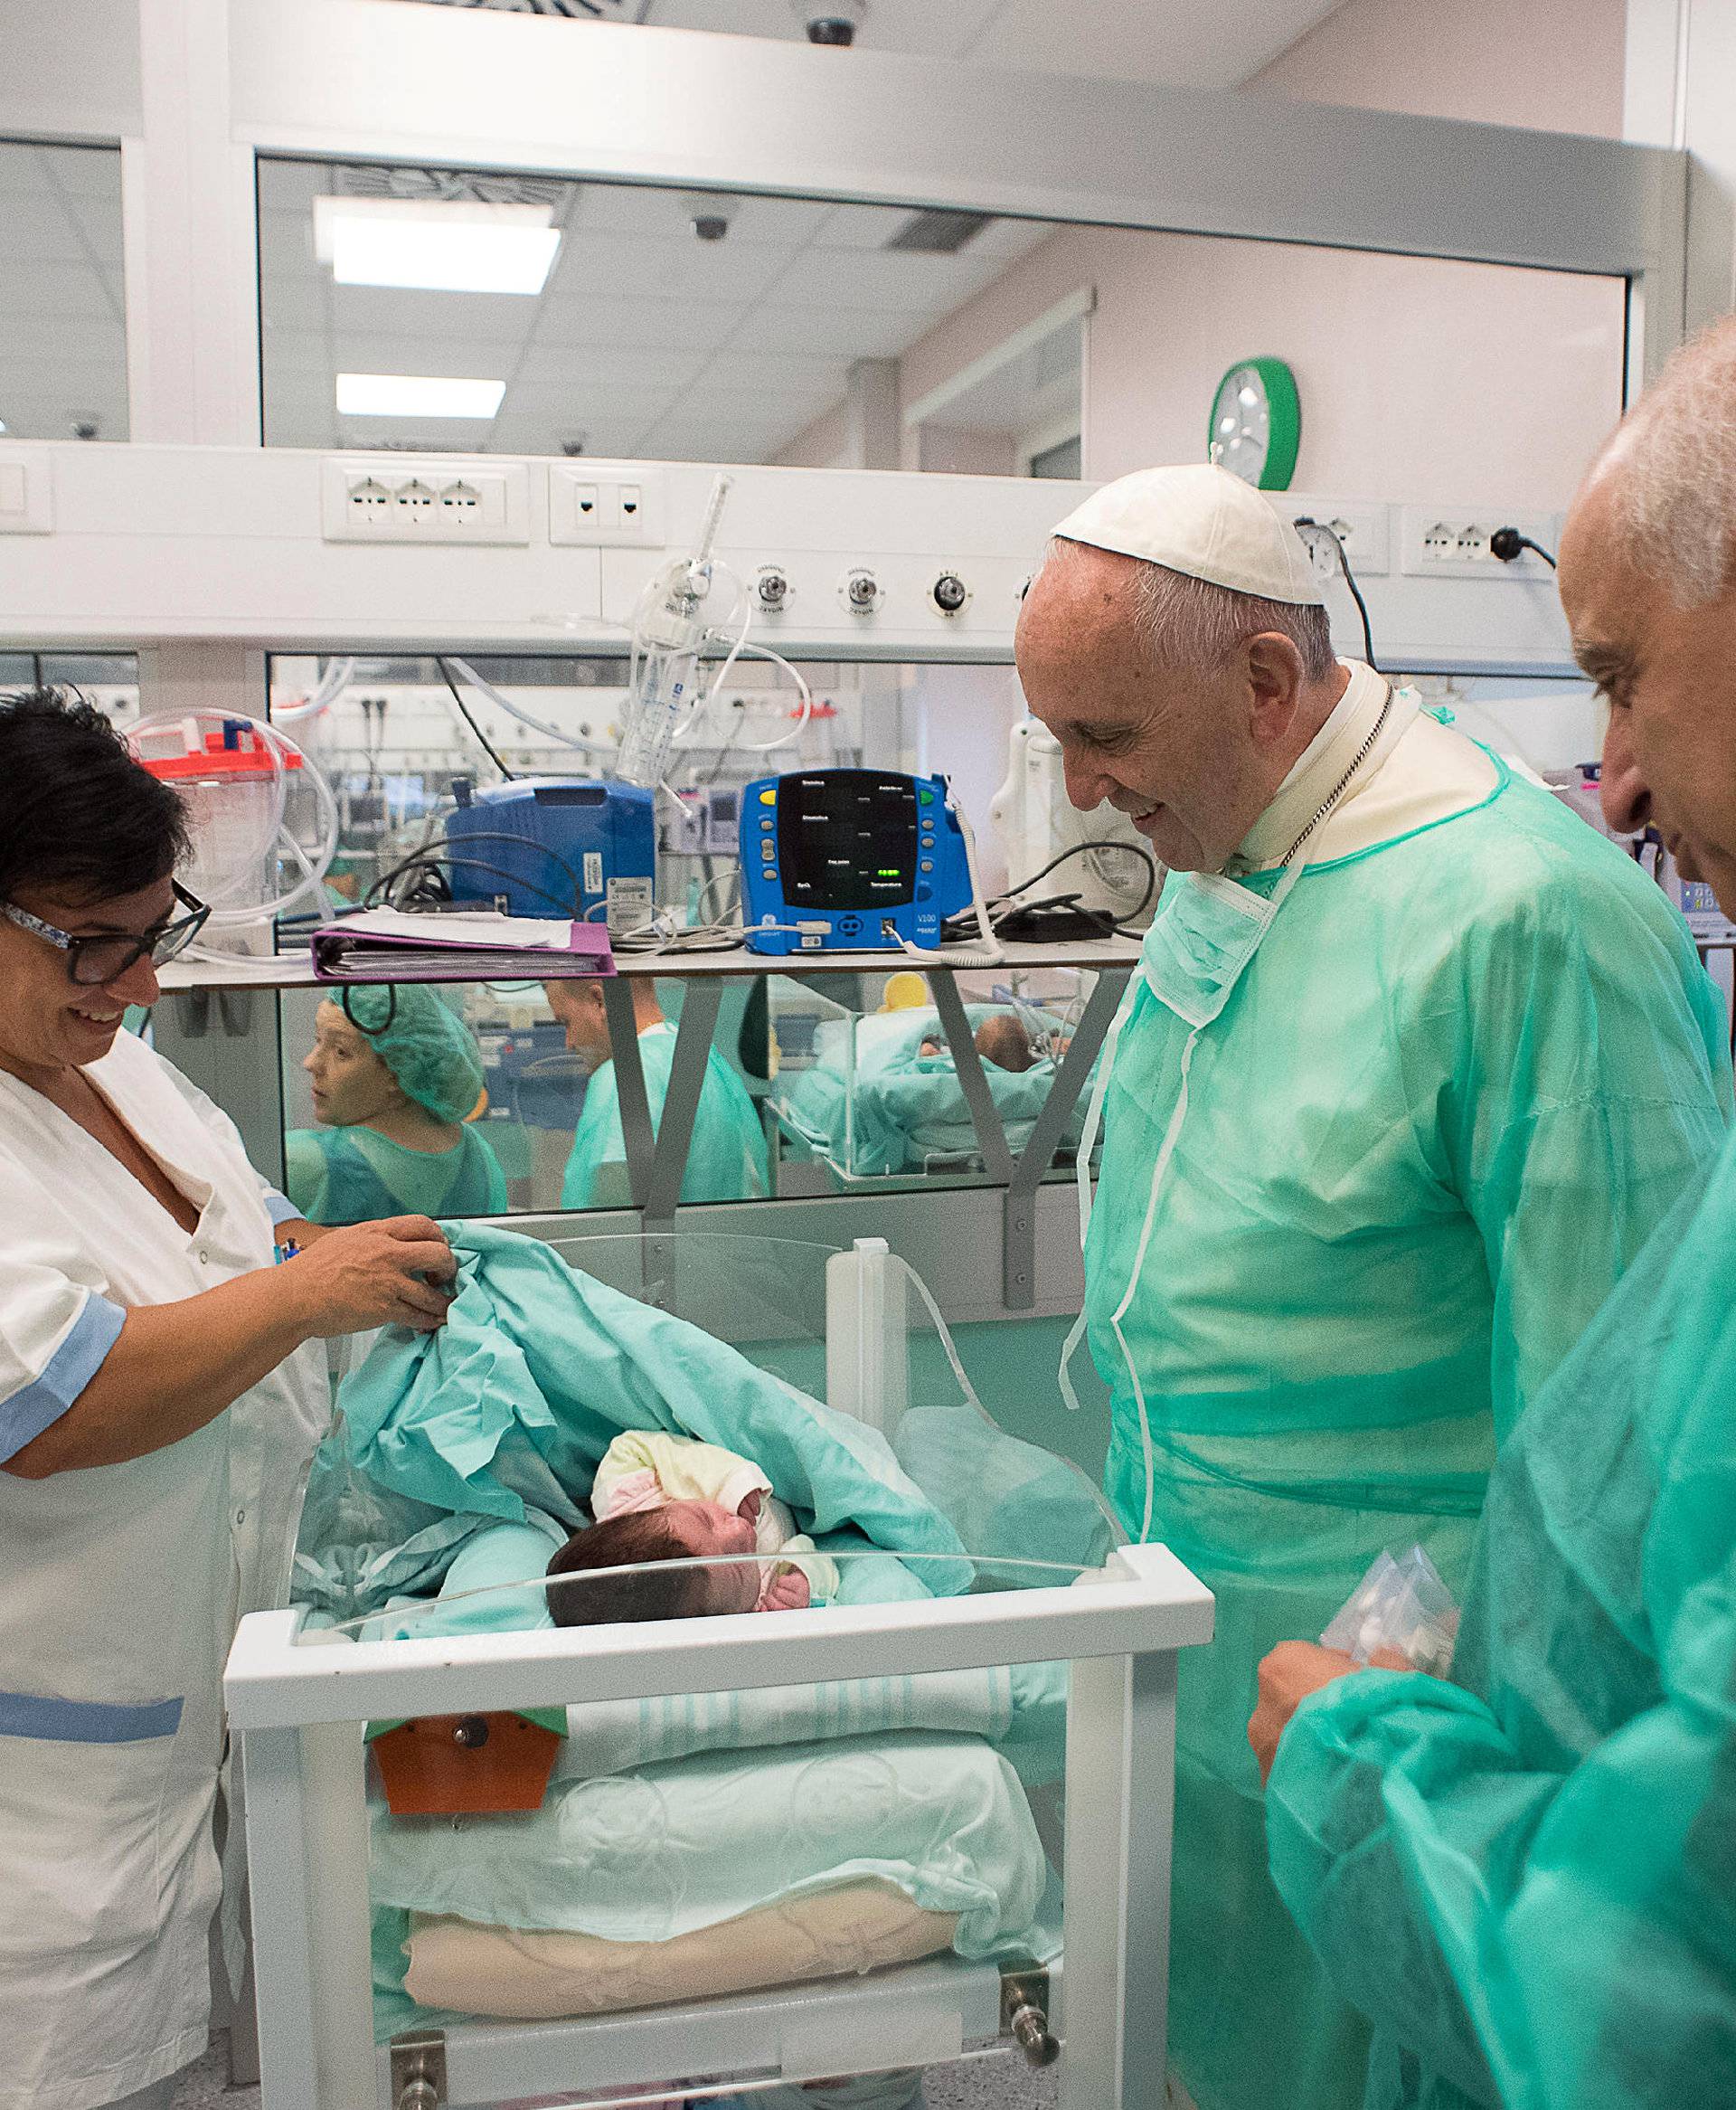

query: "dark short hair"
left=546, top=1510, right=709, bottom=1626
left=0, top=691, right=188, bottom=904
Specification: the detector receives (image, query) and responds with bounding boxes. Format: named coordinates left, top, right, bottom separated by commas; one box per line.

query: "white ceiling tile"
left=256, top=158, right=336, bottom=212
left=327, top=284, right=542, bottom=345
left=765, top=246, right=982, bottom=311
left=532, top=292, right=750, bottom=354
left=258, top=209, right=320, bottom=283
left=729, top=301, right=929, bottom=359
left=645, top=0, right=1004, bottom=58
left=0, top=356, right=130, bottom=431
left=258, top=326, right=335, bottom=377
left=64, top=194, right=127, bottom=267
left=0, top=145, right=56, bottom=198
left=693, top=349, right=853, bottom=394
left=502, top=380, right=682, bottom=423
left=0, top=198, right=97, bottom=265
left=39, top=145, right=125, bottom=202
left=514, top=342, right=708, bottom=391
left=544, top=231, right=790, bottom=307
left=574, top=181, right=833, bottom=250
left=0, top=263, right=124, bottom=323
left=326, top=334, right=524, bottom=382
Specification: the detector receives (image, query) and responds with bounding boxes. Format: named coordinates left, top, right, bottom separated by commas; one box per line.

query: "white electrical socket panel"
left=547, top=465, right=663, bottom=546
left=321, top=456, right=530, bottom=544
left=1400, top=507, right=1560, bottom=578
left=1285, top=500, right=1390, bottom=579
left=0, top=444, right=53, bottom=535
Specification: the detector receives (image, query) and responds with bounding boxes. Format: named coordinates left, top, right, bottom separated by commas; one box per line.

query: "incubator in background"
left=765, top=967, right=1099, bottom=1188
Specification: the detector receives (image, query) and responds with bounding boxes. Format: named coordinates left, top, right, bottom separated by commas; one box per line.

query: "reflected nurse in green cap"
left=286, top=984, right=507, bottom=1225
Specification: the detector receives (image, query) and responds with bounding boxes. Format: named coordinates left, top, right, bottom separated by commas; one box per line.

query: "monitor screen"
left=776, top=771, right=919, bottom=911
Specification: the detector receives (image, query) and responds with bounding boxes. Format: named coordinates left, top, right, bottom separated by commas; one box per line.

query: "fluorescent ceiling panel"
left=335, top=373, right=506, bottom=417
left=315, top=196, right=561, bottom=295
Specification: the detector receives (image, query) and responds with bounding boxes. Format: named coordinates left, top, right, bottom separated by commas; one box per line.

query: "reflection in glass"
left=768, top=970, right=1099, bottom=1189
left=0, top=141, right=127, bottom=443
left=257, top=156, right=1065, bottom=469
left=543, top=975, right=767, bottom=1207
left=283, top=985, right=508, bottom=1225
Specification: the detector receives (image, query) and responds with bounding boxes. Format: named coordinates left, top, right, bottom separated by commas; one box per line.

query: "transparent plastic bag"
left=1321, top=1543, right=1459, bottom=1677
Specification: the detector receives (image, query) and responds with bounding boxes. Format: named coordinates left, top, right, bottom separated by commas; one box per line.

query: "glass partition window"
left=258, top=154, right=1626, bottom=507
left=0, top=650, right=140, bottom=721
left=0, top=143, right=127, bottom=443
left=258, top=156, right=1071, bottom=468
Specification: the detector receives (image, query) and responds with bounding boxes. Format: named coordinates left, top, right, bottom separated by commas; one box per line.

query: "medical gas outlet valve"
left=931, top=571, right=970, bottom=615
left=756, top=563, right=792, bottom=611
left=839, top=566, right=885, bottom=614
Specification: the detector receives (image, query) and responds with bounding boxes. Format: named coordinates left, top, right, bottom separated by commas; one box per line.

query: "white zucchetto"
left=1051, top=462, right=1325, bottom=607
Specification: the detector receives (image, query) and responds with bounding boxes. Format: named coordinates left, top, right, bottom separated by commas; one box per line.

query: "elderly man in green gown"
left=1251, top=315, right=1736, bottom=2110
left=1014, top=459, right=1730, bottom=2110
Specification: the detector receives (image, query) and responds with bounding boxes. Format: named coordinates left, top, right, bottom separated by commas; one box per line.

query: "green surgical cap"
left=344, top=983, right=486, bottom=1125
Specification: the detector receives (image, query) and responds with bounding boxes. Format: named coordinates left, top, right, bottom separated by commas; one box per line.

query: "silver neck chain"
left=1278, top=686, right=1395, bottom=869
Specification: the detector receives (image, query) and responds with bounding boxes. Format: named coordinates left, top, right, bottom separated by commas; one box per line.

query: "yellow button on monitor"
left=759, top=789, right=777, bottom=805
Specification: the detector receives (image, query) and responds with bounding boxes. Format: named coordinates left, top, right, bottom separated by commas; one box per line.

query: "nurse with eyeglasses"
left=0, top=691, right=458, bottom=2110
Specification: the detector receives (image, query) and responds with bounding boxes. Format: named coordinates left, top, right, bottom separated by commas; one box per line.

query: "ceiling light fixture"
left=335, top=374, right=507, bottom=418
left=314, top=196, right=561, bottom=295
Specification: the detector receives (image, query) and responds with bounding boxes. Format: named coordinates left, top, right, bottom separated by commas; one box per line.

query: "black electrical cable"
left=438, top=658, right=515, bottom=780
left=366, top=853, right=579, bottom=920
left=363, top=831, right=585, bottom=914
left=941, top=837, right=1161, bottom=944
left=1489, top=526, right=1558, bottom=570
left=1293, top=516, right=1378, bottom=671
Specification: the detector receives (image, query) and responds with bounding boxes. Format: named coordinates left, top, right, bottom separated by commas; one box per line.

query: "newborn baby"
left=918, top=1012, right=1037, bottom=1073
left=545, top=1431, right=837, bottom=1627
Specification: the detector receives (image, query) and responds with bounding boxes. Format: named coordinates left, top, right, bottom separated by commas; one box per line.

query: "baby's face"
left=660, top=1500, right=760, bottom=1614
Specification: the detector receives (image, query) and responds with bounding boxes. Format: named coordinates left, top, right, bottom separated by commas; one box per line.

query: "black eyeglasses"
left=2, top=881, right=211, bottom=985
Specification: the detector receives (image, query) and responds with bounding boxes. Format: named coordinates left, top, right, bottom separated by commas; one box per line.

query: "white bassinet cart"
left=225, top=1234, right=1212, bottom=2110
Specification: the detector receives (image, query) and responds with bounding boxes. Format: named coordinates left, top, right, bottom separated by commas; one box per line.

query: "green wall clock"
left=1208, top=356, right=1301, bottom=491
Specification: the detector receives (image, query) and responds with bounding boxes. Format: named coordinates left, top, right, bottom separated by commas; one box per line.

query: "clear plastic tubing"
left=615, top=472, right=732, bottom=790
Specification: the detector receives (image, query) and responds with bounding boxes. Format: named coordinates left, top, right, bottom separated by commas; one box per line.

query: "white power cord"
left=892, top=791, right=1004, bottom=968
left=443, top=656, right=616, bottom=758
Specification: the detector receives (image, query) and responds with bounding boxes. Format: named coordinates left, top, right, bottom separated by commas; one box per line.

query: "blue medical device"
left=740, top=769, right=973, bottom=954
left=445, top=778, right=656, bottom=930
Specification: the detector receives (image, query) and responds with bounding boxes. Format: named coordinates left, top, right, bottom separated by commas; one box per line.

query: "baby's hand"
left=760, top=1567, right=811, bottom=1613
left=736, top=1488, right=763, bottom=1526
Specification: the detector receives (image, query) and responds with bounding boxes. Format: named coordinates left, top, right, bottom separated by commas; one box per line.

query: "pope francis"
left=1014, top=464, right=1731, bottom=2110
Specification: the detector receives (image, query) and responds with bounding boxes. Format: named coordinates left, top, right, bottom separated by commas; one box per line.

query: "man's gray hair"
left=1042, top=537, right=1336, bottom=683
left=1605, top=313, right=1736, bottom=609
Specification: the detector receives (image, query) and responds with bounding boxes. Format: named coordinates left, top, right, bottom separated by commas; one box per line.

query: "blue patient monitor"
left=446, top=778, right=656, bottom=930
left=741, top=769, right=973, bottom=954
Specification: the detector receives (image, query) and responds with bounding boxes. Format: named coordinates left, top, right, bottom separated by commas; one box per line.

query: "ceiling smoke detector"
left=790, top=0, right=865, bottom=44
left=683, top=192, right=739, bottom=243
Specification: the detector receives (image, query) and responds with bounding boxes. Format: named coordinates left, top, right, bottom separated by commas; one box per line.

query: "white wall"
left=885, top=0, right=1630, bottom=509
left=1250, top=0, right=1627, bottom=135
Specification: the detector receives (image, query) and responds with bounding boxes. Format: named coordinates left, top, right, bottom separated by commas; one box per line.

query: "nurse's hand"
left=278, top=1216, right=457, bottom=1336
left=1249, top=1641, right=1410, bottom=1785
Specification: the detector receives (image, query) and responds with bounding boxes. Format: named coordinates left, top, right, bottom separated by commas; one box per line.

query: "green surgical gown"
left=1080, top=763, right=1730, bottom=2110
left=1266, top=1131, right=1736, bottom=2110
left=285, top=1121, right=508, bottom=1225
left=561, top=1020, right=769, bottom=1208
